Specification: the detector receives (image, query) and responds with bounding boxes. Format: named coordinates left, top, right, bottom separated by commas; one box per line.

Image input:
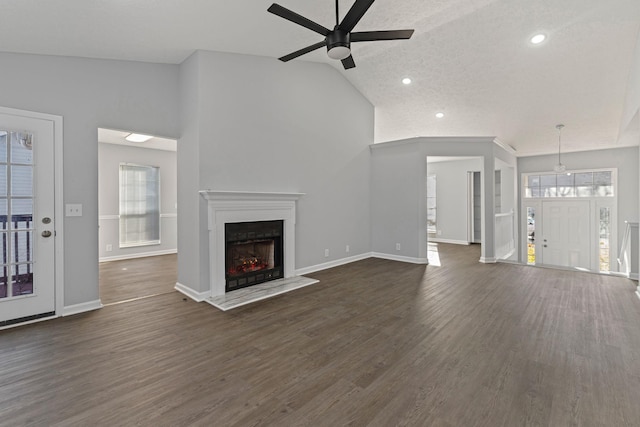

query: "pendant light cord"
left=556, top=124, right=564, bottom=166
left=336, top=0, right=339, bottom=27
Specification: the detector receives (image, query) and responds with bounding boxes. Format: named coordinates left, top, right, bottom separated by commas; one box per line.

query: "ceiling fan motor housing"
left=326, top=29, right=351, bottom=59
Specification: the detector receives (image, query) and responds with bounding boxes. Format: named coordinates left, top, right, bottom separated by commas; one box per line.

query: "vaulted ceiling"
left=2, top=0, right=639, bottom=156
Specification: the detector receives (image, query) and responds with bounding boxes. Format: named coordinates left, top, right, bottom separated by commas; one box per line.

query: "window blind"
left=119, top=164, right=160, bottom=247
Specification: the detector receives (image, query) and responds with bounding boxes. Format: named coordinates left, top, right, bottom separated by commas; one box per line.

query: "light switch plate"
left=66, top=204, right=83, bottom=217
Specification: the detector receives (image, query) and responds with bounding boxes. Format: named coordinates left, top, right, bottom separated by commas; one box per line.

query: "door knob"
left=42, top=217, right=51, bottom=224
left=41, top=230, right=52, bottom=238
left=543, top=244, right=547, bottom=247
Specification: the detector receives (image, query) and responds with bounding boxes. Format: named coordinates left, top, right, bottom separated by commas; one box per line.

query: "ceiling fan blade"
left=268, top=4, right=330, bottom=36
left=341, top=55, right=356, bottom=69
left=351, top=29, right=414, bottom=42
left=338, top=0, right=375, bottom=32
left=279, top=41, right=326, bottom=62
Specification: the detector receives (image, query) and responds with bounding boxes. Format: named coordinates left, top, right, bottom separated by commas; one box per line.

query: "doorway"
left=521, top=169, right=616, bottom=273
left=97, top=128, right=177, bottom=305
left=0, top=108, right=62, bottom=325
left=426, top=156, right=483, bottom=246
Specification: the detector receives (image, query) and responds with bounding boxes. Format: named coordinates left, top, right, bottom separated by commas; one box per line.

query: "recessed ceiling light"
left=125, top=133, right=153, bottom=143
left=402, top=77, right=412, bottom=85
left=435, top=112, right=445, bottom=119
left=530, top=33, right=546, bottom=44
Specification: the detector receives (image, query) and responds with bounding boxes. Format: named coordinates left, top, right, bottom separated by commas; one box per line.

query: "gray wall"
left=0, top=52, right=179, bottom=307
left=98, top=142, right=177, bottom=260
left=371, top=142, right=427, bottom=259
left=620, top=29, right=640, bottom=140
left=370, top=137, right=516, bottom=263
left=517, top=145, right=639, bottom=264
left=178, top=51, right=374, bottom=293
left=427, top=158, right=483, bottom=243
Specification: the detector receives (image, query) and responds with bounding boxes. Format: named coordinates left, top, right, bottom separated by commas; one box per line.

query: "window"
left=524, top=170, right=614, bottom=198
left=427, top=174, right=436, bottom=233
left=527, top=207, right=535, bottom=265
left=599, top=207, right=611, bottom=272
left=119, top=164, right=160, bottom=247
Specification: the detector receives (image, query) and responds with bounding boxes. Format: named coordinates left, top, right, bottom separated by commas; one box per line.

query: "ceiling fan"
left=267, top=0, right=414, bottom=70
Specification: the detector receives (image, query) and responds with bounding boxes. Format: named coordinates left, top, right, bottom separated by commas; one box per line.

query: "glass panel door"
left=0, top=131, right=34, bottom=300
left=0, top=110, right=56, bottom=325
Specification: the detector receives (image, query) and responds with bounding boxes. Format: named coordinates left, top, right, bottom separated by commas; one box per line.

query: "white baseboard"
left=295, top=252, right=373, bottom=276
left=428, top=238, right=470, bottom=246
left=636, top=289, right=640, bottom=301
left=372, top=252, right=429, bottom=264
left=479, top=257, right=497, bottom=264
left=630, top=273, right=639, bottom=281
left=62, top=299, right=103, bottom=316
left=175, top=282, right=209, bottom=302
left=99, top=249, right=177, bottom=263
left=498, top=248, right=516, bottom=260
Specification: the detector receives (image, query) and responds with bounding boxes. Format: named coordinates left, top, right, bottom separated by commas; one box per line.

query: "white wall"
left=427, top=157, right=483, bottom=244
left=98, top=142, right=177, bottom=261
left=178, top=51, right=374, bottom=293
left=517, top=146, right=639, bottom=264
left=0, top=52, right=179, bottom=308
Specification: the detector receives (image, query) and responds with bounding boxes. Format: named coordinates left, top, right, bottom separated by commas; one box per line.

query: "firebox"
left=225, top=220, right=284, bottom=292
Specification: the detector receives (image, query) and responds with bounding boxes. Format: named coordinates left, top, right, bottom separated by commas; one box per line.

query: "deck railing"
left=0, top=214, right=33, bottom=298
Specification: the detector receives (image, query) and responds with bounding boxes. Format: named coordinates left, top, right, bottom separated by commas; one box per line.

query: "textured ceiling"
left=2, top=0, right=639, bottom=156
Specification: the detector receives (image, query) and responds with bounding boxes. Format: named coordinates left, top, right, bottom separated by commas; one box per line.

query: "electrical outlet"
left=396, top=243, right=401, bottom=251
left=346, top=245, right=350, bottom=253
left=324, top=249, right=329, bottom=257
left=106, top=244, right=113, bottom=252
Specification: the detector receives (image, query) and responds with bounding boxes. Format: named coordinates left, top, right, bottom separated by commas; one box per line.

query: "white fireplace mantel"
left=199, top=190, right=305, bottom=297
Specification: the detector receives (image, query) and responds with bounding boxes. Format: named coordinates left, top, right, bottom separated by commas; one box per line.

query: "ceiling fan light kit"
left=326, top=30, right=351, bottom=60
left=268, top=0, right=414, bottom=70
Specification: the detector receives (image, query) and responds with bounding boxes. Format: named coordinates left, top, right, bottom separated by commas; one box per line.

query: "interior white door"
left=541, top=200, right=590, bottom=269
left=0, top=112, right=56, bottom=324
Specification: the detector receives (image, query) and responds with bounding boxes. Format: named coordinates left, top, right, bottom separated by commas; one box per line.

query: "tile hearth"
left=206, top=276, right=319, bottom=311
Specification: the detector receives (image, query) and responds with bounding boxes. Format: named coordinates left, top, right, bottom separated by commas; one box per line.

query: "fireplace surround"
left=199, top=191, right=304, bottom=297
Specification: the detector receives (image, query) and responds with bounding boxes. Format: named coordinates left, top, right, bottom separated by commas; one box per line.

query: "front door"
left=0, top=111, right=56, bottom=324
left=541, top=200, right=590, bottom=269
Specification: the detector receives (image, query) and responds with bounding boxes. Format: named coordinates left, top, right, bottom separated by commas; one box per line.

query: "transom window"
left=524, top=170, right=614, bottom=198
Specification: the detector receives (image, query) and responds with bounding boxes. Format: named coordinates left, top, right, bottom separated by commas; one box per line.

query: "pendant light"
left=553, top=124, right=566, bottom=173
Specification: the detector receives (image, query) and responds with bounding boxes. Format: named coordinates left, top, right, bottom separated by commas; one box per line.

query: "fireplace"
left=198, top=190, right=303, bottom=297
left=225, top=220, right=283, bottom=291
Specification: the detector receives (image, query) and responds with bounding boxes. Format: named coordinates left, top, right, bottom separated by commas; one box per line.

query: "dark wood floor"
left=99, top=254, right=177, bottom=304
left=2, top=244, right=640, bottom=426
